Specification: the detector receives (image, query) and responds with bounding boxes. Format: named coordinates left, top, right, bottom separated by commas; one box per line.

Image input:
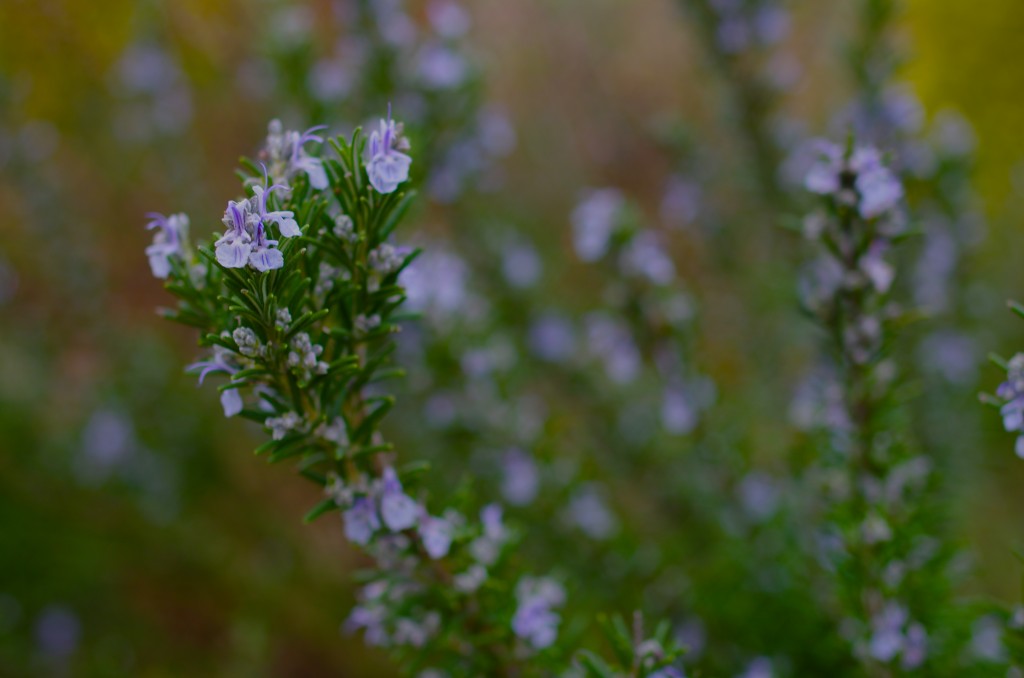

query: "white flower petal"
left=221, top=388, right=243, bottom=417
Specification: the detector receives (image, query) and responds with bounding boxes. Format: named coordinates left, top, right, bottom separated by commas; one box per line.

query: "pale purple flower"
left=252, top=181, right=301, bottom=238
left=393, top=613, right=441, bottom=648
left=522, top=577, right=566, bottom=610
left=902, top=623, right=928, bottom=669
left=737, top=657, right=773, bottom=678
left=345, top=497, right=382, bottom=545
left=367, top=112, right=412, bottom=194
left=470, top=504, right=507, bottom=565
left=461, top=339, right=517, bottom=379
left=265, top=120, right=328, bottom=189
left=477, top=108, right=517, bottom=157
left=678, top=618, right=707, bottom=659
left=187, top=346, right=244, bottom=417
left=427, top=0, right=470, bottom=38
left=188, top=345, right=238, bottom=385
left=860, top=242, right=894, bottom=293
left=564, top=485, right=617, bottom=540
left=738, top=471, right=780, bottom=521
left=804, top=141, right=843, bottom=195
left=309, top=58, right=356, bottom=102
left=220, top=389, right=243, bottom=418
left=971, top=615, right=1005, bottom=662
left=869, top=603, right=909, bottom=662
left=289, top=127, right=328, bottom=189
left=117, top=44, right=179, bottom=94
left=914, top=222, right=957, bottom=312
left=754, top=5, right=789, bottom=45
left=345, top=603, right=389, bottom=646
left=501, top=449, right=539, bottom=506
left=401, top=248, right=468, bottom=321
left=855, top=161, right=904, bottom=219
left=79, top=409, right=135, bottom=482
left=380, top=467, right=420, bottom=531
left=512, top=577, right=565, bottom=650
left=248, top=222, right=284, bottom=272
left=661, top=175, right=701, bottom=227
left=272, top=5, right=313, bottom=47
left=717, top=17, right=750, bottom=53
left=215, top=177, right=297, bottom=272
left=799, top=254, right=845, bottom=315
left=620, top=231, right=675, bottom=285
left=997, top=354, right=1024, bottom=458
left=481, top=504, right=505, bottom=540
left=572, top=188, right=624, bottom=262
left=790, top=366, right=850, bottom=432
left=919, top=331, right=977, bottom=385
left=34, top=606, right=80, bottom=660
left=881, top=86, right=925, bottom=135
left=662, top=386, right=698, bottom=435
left=145, top=212, right=188, bottom=278
left=528, top=313, right=576, bottom=363
left=453, top=564, right=487, bottom=593
left=932, top=109, right=976, bottom=157
left=805, top=141, right=903, bottom=218
left=423, top=393, right=457, bottom=428
left=512, top=598, right=560, bottom=650
left=112, top=45, right=192, bottom=140
left=418, top=44, right=468, bottom=89
left=502, top=241, right=542, bottom=289
left=372, top=1, right=417, bottom=47
left=215, top=199, right=254, bottom=268
left=586, top=313, right=641, bottom=383
left=418, top=514, right=454, bottom=559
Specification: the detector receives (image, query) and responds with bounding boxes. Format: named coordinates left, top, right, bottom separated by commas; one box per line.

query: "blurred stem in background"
left=674, top=0, right=789, bottom=212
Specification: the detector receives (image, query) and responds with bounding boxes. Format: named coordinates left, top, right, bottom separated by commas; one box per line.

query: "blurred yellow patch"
left=905, top=0, right=1024, bottom=208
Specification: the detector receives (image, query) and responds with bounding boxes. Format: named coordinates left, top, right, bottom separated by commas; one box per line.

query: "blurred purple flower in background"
left=563, top=484, right=618, bottom=540
left=586, top=313, right=641, bottom=384
left=528, top=313, right=576, bottom=363
left=501, top=448, right=540, bottom=506
left=620, top=231, right=675, bottom=285
left=512, top=577, right=565, bottom=649
left=401, top=249, right=468, bottom=323
left=34, top=605, right=80, bottom=661
left=427, top=0, right=471, bottom=38
left=997, top=354, right=1024, bottom=458
left=144, top=212, right=188, bottom=279
left=572, top=189, right=624, bottom=262
left=419, top=513, right=454, bottom=559
left=345, top=498, right=382, bottom=546
left=380, top=467, right=420, bottom=531
left=502, top=239, right=542, bottom=289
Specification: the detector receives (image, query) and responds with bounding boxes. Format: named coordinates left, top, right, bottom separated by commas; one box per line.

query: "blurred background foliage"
left=2, top=0, right=1024, bottom=675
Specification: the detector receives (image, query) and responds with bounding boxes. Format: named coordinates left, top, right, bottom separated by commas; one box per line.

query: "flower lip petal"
left=299, top=124, right=328, bottom=145
left=145, top=212, right=168, bottom=230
